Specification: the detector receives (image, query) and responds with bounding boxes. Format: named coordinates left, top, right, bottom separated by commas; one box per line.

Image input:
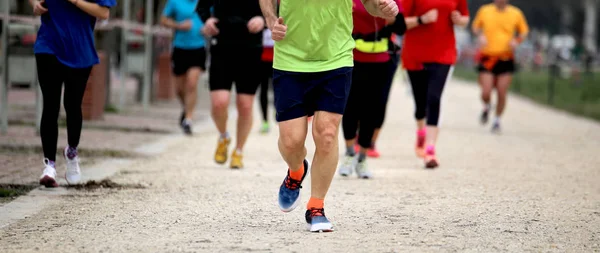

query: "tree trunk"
left=559, top=3, right=574, bottom=34
left=583, top=0, right=598, bottom=54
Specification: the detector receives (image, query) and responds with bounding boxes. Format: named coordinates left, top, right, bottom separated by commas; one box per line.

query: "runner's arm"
left=471, top=8, right=483, bottom=35
left=515, top=10, right=529, bottom=43
left=196, top=0, right=214, bottom=23
left=401, top=0, right=420, bottom=30
left=388, top=13, right=407, bottom=35
left=362, top=0, right=391, bottom=18
left=453, top=0, right=470, bottom=28
left=160, top=1, right=181, bottom=30
left=66, top=0, right=111, bottom=19
left=259, top=0, right=278, bottom=29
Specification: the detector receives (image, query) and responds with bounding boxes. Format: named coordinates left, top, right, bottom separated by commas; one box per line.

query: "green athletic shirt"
left=274, top=0, right=355, bottom=73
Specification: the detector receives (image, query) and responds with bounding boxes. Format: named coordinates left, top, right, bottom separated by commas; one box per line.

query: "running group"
left=32, top=0, right=528, bottom=233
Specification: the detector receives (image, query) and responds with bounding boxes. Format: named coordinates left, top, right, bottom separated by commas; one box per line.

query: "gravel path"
left=1, top=79, right=599, bottom=252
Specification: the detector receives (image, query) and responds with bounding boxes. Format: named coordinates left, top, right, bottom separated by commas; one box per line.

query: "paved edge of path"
left=0, top=113, right=216, bottom=229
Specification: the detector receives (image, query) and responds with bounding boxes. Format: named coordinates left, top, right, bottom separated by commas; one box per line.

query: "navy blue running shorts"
left=273, top=67, right=352, bottom=122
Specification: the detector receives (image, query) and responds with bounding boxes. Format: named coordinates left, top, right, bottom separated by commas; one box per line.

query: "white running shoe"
left=355, top=160, right=372, bottom=179
left=39, top=159, right=58, bottom=188
left=338, top=155, right=357, bottom=177
left=64, top=147, right=81, bottom=185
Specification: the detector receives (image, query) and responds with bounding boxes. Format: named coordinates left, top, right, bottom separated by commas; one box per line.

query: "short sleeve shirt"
left=162, top=0, right=205, bottom=50
left=34, top=0, right=117, bottom=68
left=274, top=0, right=355, bottom=73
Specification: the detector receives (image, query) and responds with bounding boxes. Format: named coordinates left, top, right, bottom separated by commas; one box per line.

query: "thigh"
left=495, top=73, right=513, bottom=95
left=188, top=47, right=207, bottom=71
left=492, top=60, right=516, bottom=76
left=63, top=66, right=92, bottom=103
left=273, top=69, right=310, bottom=122
left=171, top=48, right=189, bottom=77
left=346, top=63, right=367, bottom=112
left=36, top=54, right=65, bottom=98
left=315, top=67, right=353, bottom=116
left=209, top=46, right=234, bottom=91
left=425, top=64, right=451, bottom=97
left=235, top=48, right=262, bottom=95
left=407, top=69, right=428, bottom=98
left=479, top=72, right=495, bottom=92
left=364, top=63, right=389, bottom=110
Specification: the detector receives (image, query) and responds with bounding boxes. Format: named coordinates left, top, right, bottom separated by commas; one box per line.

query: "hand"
left=177, top=20, right=192, bottom=31
left=478, top=34, right=487, bottom=47
left=247, top=16, right=265, bottom=34
left=510, top=38, right=519, bottom=49
left=377, top=0, right=399, bottom=18
left=33, top=0, right=48, bottom=16
left=420, top=9, right=438, bottom=24
left=203, top=17, right=219, bottom=36
left=269, top=17, right=287, bottom=41
left=451, top=10, right=461, bottom=24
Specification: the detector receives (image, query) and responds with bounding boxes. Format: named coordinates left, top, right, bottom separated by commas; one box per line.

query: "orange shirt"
left=472, top=4, right=529, bottom=57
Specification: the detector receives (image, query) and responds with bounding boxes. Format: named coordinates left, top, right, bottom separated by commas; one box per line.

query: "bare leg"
left=184, top=68, right=202, bottom=120
left=235, top=94, right=255, bottom=150
left=416, top=119, right=426, bottom=129
left=175, top=76, right=186, bottom=108
left=479, top=72, right=494, bottom=107
left=278, top=116, right=308, bottom=172
left=494, top=74, right=513, bottom=117
left=210, top=90, right=230, bottom=135
left=311, top=111, right=343, bottom=199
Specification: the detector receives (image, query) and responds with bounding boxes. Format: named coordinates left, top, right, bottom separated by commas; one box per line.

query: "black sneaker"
left=182, top=119, right=193, bottom=136
left=305, top=208, right=334, bottom=232
left=480, top=109, right=489, bottom=125
left=179, top=111, right=186, bottom=126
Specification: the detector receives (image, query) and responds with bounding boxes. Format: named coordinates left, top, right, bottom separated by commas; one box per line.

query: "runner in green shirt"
left=260, top=0, right=399, bottom=232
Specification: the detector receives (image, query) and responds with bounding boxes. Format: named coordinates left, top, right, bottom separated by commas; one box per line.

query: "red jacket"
left=402, top=0, right=468, bottom=70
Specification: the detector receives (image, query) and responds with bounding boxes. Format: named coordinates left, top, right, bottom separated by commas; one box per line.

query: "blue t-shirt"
left=162, top=0, right=205, bottom=50
left=34, top=0, right=116, bottom=69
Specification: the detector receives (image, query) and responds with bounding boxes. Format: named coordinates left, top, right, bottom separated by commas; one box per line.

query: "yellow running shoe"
left=230, top=150, right=243, bottom=169
left=214, top=137, right=231, bottom=164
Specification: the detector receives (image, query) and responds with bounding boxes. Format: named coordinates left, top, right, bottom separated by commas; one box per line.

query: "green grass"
left=0, top=185, right=37, bottom=203
left=453, top=66, right=600, bottom=121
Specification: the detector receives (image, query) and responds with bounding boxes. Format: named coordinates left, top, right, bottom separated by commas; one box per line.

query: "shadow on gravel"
left=0, top=184, right=37, bottom=203
left=65, top=179, right=147, bottom=191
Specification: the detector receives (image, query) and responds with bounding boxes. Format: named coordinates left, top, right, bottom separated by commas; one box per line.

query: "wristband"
left=417, top=16, right=423, bottom=25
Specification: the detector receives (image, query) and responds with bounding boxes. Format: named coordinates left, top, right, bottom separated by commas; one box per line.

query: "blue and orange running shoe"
left=305, top=208, right=334, bottom=232
left=278, top=159, right=309, bottom=212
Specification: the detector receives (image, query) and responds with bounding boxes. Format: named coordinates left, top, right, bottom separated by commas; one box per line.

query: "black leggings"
left=375, top=53, right=400, bottom=128
left=259, top=61, right=273, bottom=122
left=407, top=63, right=451, bottom=126
left=36, top=54, right=92, bottom=161
left=343, top=61, right=388, bottom=148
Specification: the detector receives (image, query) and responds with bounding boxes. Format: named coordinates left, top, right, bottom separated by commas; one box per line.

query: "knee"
left=314, top=122, right=338, bottom=152
left=186, top=81, right=198, bottom=92
left=427, top=94, right=441, bottom=107
left=211, top=98, right=228, bottom=112
left=63, top=100, right=81, bottom=115
left=279, top=132, right=305, bottom=154
left=236, top=99, right=253, bottom=117
left=481, top=90, right=491, bottom=100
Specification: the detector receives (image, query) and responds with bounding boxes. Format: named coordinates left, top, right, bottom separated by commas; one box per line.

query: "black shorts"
left=477, top=57, right=516, bottom=75
left=171, top=47, right=207, bottom=76
left=209, top=45, right=262, bottom=95
left=273, top=67, right=353, bottom=122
